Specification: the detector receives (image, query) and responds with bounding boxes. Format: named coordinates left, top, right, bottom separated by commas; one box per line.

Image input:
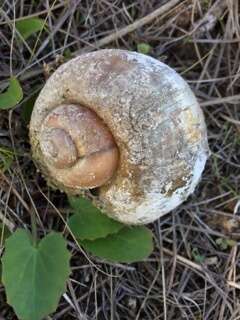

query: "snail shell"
left=30, top=49, right=209, bottom=225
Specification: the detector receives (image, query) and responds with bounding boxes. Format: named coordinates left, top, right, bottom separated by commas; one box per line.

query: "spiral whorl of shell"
left=30, top=49, right=209, bottom=225
left=38, top=104, right=119, bottom=189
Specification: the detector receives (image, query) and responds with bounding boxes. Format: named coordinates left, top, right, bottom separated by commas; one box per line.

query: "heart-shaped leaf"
left=2, top=229, right=71, bottom=320
left=0, top=223, right=11, bottom=247
left=0, top=77, right=23, bottom=110
left=0, top=223, right=11, bottom=283
left=16, top=18, right=46, bottom=40
left=68, top=196, right=123, bottom=240
left=80, top=226, right=153, bottom=263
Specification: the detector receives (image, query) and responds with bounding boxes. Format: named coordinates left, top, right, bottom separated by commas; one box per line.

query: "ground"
left=0, top=0, right=240, bottom=319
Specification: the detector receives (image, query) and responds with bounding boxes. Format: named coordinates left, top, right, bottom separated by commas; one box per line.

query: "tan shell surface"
left=38, top=104, right=119, bottom=188
left=30, top=49, right=209, bottom=225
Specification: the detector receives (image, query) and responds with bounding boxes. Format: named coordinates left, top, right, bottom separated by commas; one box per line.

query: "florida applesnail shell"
left=30, top=49, right=209, bottom=225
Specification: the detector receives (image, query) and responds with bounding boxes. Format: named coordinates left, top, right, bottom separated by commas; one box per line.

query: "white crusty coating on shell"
left=30, top=49, right=209, bottom=225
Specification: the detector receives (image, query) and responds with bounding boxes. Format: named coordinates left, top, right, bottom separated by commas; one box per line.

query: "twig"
left=0, top=210, right=15, bottom=232
left=192, top=0, right=227, bottom=37
left=220, top=114, right=240, bottom=126
left=163, top=247, right=204, bottom=272
left=74, top=0, right=182, bottom=55
left=164, top=247, right=240, bottom=293
left=0, top=172, right=30, bottom=212
left=0, top=2, right=67, bottom=25
left=200, top=94, right=240, bottom=107
left=1, top=0, right=184, bottom=86
left=227, top=281, right=240, bottom=290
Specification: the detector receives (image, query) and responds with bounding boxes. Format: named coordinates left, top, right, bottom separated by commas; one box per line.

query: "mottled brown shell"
left=30, top=49, right=209, bottom=225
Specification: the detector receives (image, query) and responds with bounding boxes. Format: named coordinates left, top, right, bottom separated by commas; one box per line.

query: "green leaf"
left=216, top=238, right=228, bottom=250
left=2, top=229, right=71, bottom=320
left=68, top=196, right=123, bottom=240
left=21, top=91, right=39, bottom=123
left=0, top=223, right=11, bottom=283
left=63, top=48, right=73, bottom=60
left=0, top=146, right=14, bottom=172
left=0, top=77, right=23, bottom=110
left=80, top=226, right=153, bottom=263
left=16, top=18, right=46, bottom=40
left=137, top=43, right=152, bottom=55
left=216, top=237, right=236, bottom=250
left=0, top=224, right=11, bottom=247
left=226, top=239, right=237, bottom=247
left=191, top=248, right=205, bottom=263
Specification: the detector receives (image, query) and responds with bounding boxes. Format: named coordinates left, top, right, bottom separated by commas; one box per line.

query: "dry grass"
left=0, top=0, right=240, bottom=319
